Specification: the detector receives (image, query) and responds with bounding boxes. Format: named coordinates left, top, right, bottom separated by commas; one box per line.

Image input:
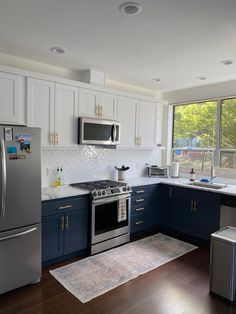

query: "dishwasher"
left=220, top=194, right=236, bottom=229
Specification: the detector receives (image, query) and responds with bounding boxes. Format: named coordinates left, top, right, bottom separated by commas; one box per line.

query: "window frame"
left=171, top=96, right=236, bottom=169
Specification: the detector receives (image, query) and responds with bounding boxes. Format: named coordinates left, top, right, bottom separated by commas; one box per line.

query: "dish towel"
left=117, top=196, right=127, bottom=222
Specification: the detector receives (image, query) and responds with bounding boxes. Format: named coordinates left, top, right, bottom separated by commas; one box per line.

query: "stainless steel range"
left=71, top=180, right=131, bottom=255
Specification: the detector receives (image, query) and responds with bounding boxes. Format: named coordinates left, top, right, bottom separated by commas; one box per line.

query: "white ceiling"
left=1, top=0, right=236, bottom=92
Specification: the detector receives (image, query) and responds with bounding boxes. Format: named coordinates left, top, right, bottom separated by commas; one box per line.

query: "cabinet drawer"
left=131, top=204, right=147, bottom=215
left=42, top=196, right=89, bottom=217
left=131, top=213, right=148, bottom=233
left=132, top=185, right=150, bottom=196
left=132, top=195, right=150, bottom=207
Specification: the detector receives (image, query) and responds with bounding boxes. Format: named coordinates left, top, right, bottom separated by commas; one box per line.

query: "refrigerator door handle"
left=0, top=227, right=37, bottom=242
left=0, top=139, right=6, bottom=219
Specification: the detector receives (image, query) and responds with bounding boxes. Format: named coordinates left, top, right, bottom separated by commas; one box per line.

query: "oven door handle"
left=92, top=194, right=131, bottom=205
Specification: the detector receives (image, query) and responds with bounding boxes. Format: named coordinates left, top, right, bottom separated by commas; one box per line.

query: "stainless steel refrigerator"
left=0, top=125, right=41, bottom=294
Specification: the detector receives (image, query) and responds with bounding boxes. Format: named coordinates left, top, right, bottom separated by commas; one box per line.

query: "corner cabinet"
left=42, top=195, right=89, bottom=266
left=0, top=72, right=25, bottom=125
left=78, top=88, right=117, bottom=120
left=117, top=96, right=158, bottom=149
left=27, top=78, right=79, bottom=147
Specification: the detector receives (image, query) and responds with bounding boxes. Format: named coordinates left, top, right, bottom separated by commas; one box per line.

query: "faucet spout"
left=202, top=151, right=216, bottom=182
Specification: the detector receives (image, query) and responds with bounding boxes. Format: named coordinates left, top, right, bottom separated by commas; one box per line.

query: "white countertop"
left=42, top=177, right=236, bottom=201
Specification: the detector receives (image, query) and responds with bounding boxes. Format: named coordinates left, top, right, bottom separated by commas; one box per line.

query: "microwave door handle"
left=113, top=124, right=117, bottom=142
left=0, top=139, right=6, bottom=219
left=111, top=124, right=116, bottom=142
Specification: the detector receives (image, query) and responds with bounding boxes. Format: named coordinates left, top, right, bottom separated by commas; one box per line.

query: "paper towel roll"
left=171, top=162, right=179, bottom=178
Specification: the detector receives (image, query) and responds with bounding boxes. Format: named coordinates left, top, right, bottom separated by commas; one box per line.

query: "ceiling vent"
left=119, top=2, right=143, bottom=16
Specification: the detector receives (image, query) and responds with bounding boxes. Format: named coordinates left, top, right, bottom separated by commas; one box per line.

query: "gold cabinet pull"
left=136, top=198, right=144, bottom=203
left=136, top=220, right=144, bottom=225
left=194, top=200, right=197, bottom=213
left=136, top=207, right=144, bottom=212
left=50, top=132, right=54, bottom=145
left=100, top=105, right=103, bottom=116
left=169, top=187, right=172, bottom=199
left=58, top=205, right=72, bottom=210
left=65, top=216, right=69, bottom=230
left=60, top=216, right=65, bottom=231
left=55, top=132, right=59, bottom=144
left=190, top=200, right=194, bottom=212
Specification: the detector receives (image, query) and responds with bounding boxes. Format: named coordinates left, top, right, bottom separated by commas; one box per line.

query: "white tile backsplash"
left=42, top=146, right=162, bottom=187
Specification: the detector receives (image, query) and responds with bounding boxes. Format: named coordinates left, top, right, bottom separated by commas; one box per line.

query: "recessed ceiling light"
left=220, top=59, right=233, bottom=65
left=119, top=2, right=143, bottom=16
left=196, top=76, right=207, bottom=80
left=152, top=77, right=161, bottom=82
left=50, top=47, right=66, bottom=54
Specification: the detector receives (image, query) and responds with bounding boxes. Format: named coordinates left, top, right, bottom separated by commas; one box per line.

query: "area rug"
left=50, top=233, right=197, bottom=303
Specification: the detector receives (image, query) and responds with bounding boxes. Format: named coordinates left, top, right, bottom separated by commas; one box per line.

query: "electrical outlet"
left=46, top=168, right=51, bottom=177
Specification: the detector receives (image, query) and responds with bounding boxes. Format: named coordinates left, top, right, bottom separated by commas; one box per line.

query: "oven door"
left=92, top=195, right=130, bottom=245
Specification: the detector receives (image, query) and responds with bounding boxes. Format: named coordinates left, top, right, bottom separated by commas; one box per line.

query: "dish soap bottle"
left=190, top=168, right=195, bottom=181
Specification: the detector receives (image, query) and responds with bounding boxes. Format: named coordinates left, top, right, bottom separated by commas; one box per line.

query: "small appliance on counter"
left=146, top=165, right=168, bottom=177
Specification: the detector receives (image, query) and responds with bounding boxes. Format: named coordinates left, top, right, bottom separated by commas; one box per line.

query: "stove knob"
left=98, top=191, right=102, bottom=196
left=93, top=191, right=97, bottom=197
left=102, top=190, right=106, bottom=195
left=123, top=187, right=127, bottom=191
left=127, top=186, right=130, bottom=191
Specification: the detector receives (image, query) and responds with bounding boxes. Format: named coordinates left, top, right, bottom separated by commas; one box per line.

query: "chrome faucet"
left=201, top=151, right=216, bottom=183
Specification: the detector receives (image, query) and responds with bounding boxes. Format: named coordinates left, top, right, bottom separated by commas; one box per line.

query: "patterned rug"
left=50, top=233, right=197, bottom=303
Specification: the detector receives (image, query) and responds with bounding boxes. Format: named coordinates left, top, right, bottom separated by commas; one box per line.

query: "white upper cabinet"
left=117, top=97, right=157, bottom=149
left=137, top=100, right=156, bottom=149
left=27, top=78, right=79, bottom=147
left=117, top=96, right=137, bottom=148
left=27, top=78, right=54, bottom=147
left=79, top=88, right=116, bottom=120
left=0, top=72, right=25, bottom=125
left=55, top=84, right=78, bottom=147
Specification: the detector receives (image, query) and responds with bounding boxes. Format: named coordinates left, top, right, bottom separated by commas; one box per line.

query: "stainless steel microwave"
left=78, top=117, right=120, bottom=146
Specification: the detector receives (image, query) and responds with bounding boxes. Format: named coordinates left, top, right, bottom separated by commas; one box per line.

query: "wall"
left=163, top=79, right=236, bottom=104
left=42, top=147, right=162, bottom=187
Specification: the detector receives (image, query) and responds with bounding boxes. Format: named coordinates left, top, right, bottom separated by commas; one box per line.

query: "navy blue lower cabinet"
left=42, top=214, right=64, bottom=262
left=64, top=209, right=88, bottom=255
left=42, top=196, right=89, bottom=265
left=159, top=184, right=173, bottom=229
left=130, top=184, right=159, bottom=235
left=170, top=187, right=220, bottom=242
left=193, top=198, right=220, bottom=241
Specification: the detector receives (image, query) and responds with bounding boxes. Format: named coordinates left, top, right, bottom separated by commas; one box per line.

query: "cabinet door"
left=55, top=84, right=78, bottom=147
left=27, top=78, right=54, bottom=146
left=159, top=185, right=175, bottom=229
left=64, top=209, right=88, bottom=255
left=138, top=100, right=156, bottom=149
left=147, top=185, right=159, bottom=229
left=98, top=92, right=117, bottom=119
left=0, top=72, right=24, bottom=124
left=42, top=214, right=64, bottom=262
left=117, top=96, right=137, bottom=148
left=172, top=193, right=194, bottom=235
left=194, top=201, right=220, bottom=241
left=78, top=88, right=98, bottom=117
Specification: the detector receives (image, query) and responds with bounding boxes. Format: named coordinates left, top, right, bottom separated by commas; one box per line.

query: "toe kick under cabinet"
left=42, top=195, right=89, bottom=266
left=130, top=184, right=159, bottom=235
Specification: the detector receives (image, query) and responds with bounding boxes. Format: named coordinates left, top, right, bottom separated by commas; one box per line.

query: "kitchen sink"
left=187, top=181, right=226, bottom=190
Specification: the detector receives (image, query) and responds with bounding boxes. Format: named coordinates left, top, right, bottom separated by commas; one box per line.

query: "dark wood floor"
left=0, top=246, right=235, bottom=314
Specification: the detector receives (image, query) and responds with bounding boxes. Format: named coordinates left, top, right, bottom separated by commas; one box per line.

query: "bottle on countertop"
left=190, top=168, right=195, bottom=181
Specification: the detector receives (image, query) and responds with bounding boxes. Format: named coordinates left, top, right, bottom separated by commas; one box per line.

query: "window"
left=172, top=97, right=236, bottom=169
left=220, top=98, right=236, bottom=168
